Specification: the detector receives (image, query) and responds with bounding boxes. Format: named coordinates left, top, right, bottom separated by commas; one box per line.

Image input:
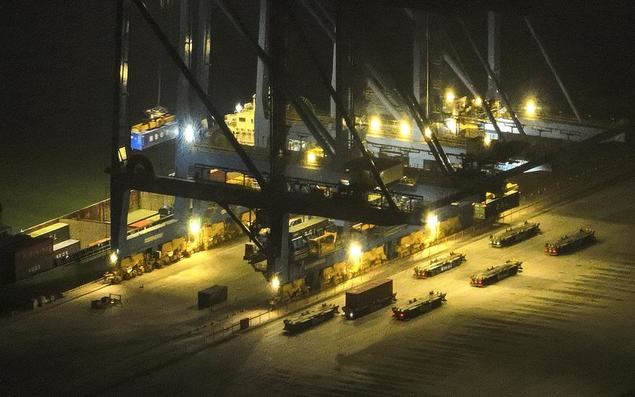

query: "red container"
left=0, top=235, right=54, bottom=283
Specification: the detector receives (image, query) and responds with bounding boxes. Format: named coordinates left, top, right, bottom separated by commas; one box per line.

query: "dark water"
left=0, top=1, right=632, bottom=230
left=0, top=1, right=114, bottom=230
left=0, top=1, right=261, bottom=230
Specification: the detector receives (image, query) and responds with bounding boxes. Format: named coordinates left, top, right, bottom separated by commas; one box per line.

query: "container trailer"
left=545, top=227, right=595, bottom=255
left=414, top=252, right=466, bottom=278
left=343, top=278, right=395, bottom=319
left=470, top=260, right=523, bottom=287
left=392, top=291, right=446, bottom=320
left=283, top=303, right=339, bottom=333
left=490, top=221, right=540, bottom=247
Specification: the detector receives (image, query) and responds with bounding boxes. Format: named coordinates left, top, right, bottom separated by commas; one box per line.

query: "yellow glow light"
left=525, top=99, right=537, bottom=116
left=109, top=251, right=118, bottom=265
left=306, top=151, right=317, bottom=164
left=189, top=217, right=202, bottom=235
left=119, top=62, right=128, bottom=85
left=399, top=120, right=411, bottom=137
left=348, top=241, right=362, bottom=263
left=445, top=89, right=455, bottom=103
left=445, top=118, right=457, bottom=133
left=484, top=134, right=492, bottom=147
left=426, top=213, right=439, bottom=231
left=424, top=127, right=433, bottom=139
left=117, top=146, right=127, bottom=162
left=505, top=182, right=518, bottom=191
left=474, top=97, right=483, bottom=107
left=271, top=275, right=281, bottom=291
left=369, top=116, right=381, bottom=133
left=184, top=35, right=192, bottom=55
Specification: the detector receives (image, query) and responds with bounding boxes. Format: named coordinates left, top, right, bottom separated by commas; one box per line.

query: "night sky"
left=0, top=0, right=632, bottom=229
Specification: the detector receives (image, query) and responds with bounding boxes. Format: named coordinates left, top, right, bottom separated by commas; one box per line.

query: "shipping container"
left=0, top=235, right=54, bottom=283
left=53, top=239, right=81, bottom=263
left=28, top=222, right=70, bottom=244
left=198, top=285, right=228, bottom=309
left=345, top=157, right=404, bottom=187
left=129, top=219, right=153, bottom=230
left=474, top=190, right=520, bottom=220
left=343, top=278, right=394, bottom=319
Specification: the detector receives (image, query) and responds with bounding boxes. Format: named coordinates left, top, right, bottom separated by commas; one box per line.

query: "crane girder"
left=111, top=172, right=423, bottom=227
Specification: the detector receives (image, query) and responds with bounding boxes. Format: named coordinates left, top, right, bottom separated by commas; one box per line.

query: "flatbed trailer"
left=490, top=221, right=540, bottom=247
left=545, top=227, right=595, bottom=255
left=283, top=303, right=339, bottom=334
left=470, top=260, right=523, bottom=287
left=392, top=291, right=446, bottom=320
left=414, top=252, right=466, bottom=278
